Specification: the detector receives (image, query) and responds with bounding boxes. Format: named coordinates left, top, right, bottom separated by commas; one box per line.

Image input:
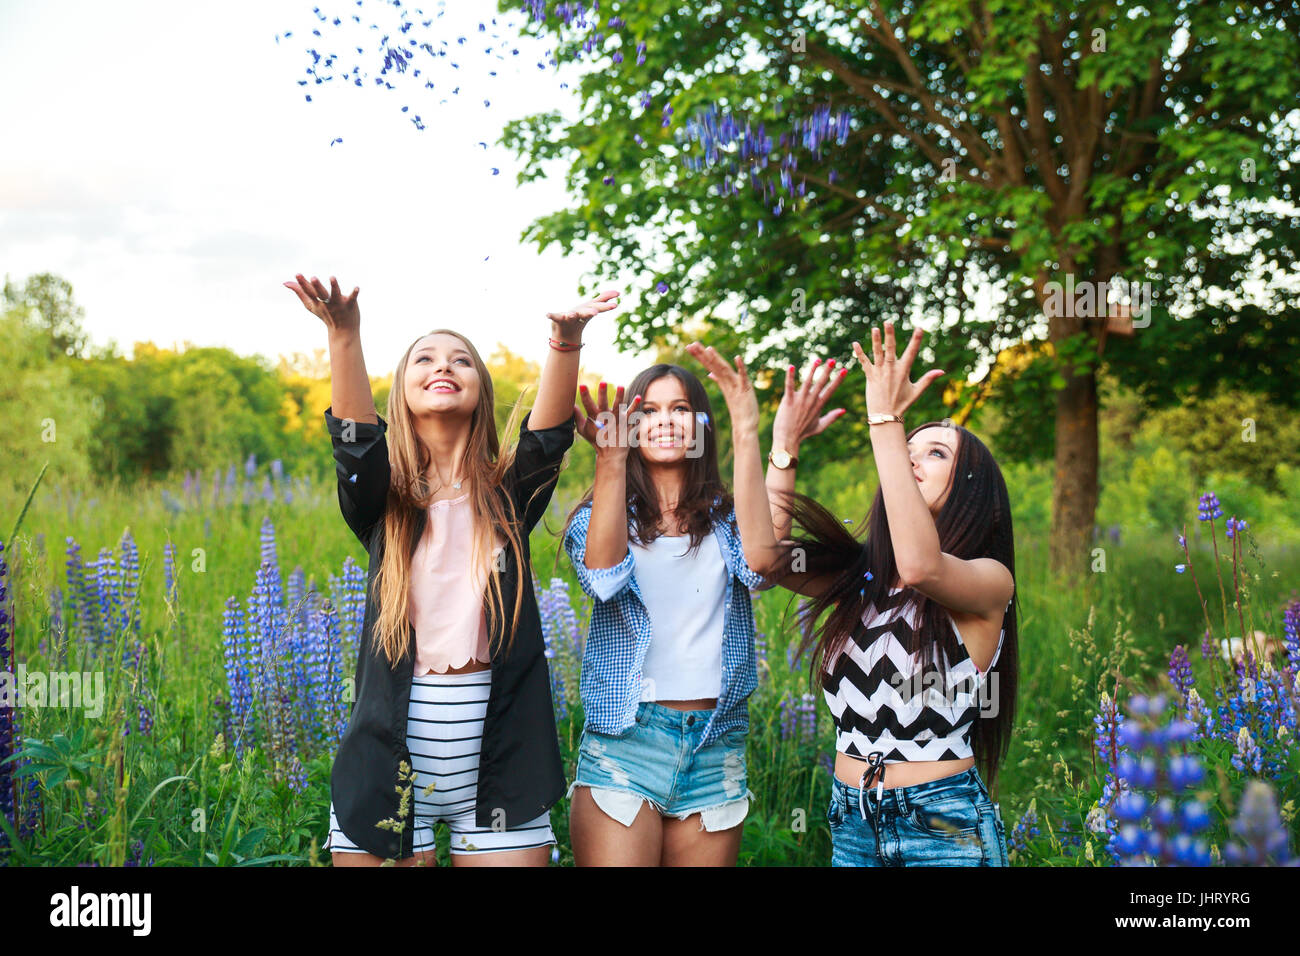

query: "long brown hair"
left=565, top=364, right=732, bottom=552
left=781, top=421, right=1019, bottom=788
left=370, top=329, right=529, bottom=668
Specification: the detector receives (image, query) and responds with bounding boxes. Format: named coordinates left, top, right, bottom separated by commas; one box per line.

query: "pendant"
left=453, top=480, right=462, bottom=490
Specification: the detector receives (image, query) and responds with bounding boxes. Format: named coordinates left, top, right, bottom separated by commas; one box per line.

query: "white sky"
left=0, top=0, right=658, bottom=383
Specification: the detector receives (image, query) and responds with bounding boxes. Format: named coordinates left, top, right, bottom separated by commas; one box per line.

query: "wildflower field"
left=2, top=458, right=1297, bottom=867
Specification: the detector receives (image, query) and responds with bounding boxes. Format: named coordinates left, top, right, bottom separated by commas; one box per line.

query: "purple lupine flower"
left=118, top=531, right=140, bottom=636
left=779, top=692, right=796, bottom=741
left=797, top=692, right=818, bottom=743
left=1223, top=781, right=1294, bottom=865
left=1230, top=726, right=1262, bottom=775
left=65, top=537, right=93, bottom=642
left=1168, top=645, right=1194, bottom=702
left=245, top=453, right=258, bottom=480
left=222, top=597, right=253, bottom=759
left=92, top=547, right=122, bottom=649
left=1282, top=598, right=1299, bottom=672
left=163, top=542, right=177, bottom=603
left=0, top=541, right=15, bottom=851
left=1105, top=693, right=1212, bottom=866
left=1197, top=492, right=1222, bottom=522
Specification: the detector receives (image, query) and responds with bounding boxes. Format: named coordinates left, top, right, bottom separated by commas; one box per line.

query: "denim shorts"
left=827, top=766, right=1009, bottom=867
left=567, top=701, right=753, bottom=831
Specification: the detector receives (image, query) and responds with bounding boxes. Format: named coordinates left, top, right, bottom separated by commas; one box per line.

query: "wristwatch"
left=866, top=414, right=905, bottom=427
left=768, top=448, right=798, bottom=469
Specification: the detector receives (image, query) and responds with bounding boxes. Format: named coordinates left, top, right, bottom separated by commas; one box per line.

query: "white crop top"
left=631, top=533, right=728, bottom=701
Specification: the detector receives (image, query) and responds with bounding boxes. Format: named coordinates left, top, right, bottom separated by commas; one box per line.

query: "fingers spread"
left=284, top=280, right=313, bottom=308
left=899, top=326, right=924, bottom=369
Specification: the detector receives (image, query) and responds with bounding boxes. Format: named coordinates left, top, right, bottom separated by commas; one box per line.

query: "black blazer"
left=323, top=405, right=574, bottom=859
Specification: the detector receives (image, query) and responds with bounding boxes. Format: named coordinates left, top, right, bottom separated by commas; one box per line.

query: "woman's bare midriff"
left=834, top=751, right=975, bottom=789
left=419, top=658, right=491, bottom=676
left=657, top=698, right=717, bottom=711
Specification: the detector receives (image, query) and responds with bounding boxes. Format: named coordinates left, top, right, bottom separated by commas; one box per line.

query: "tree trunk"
left=1037, top=267, right=1102, bottom=580
left=1050, top=361, right=1099, bottom=579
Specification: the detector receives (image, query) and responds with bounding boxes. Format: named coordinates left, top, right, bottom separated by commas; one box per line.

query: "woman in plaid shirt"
left=561, top=345, right=843, bottom=866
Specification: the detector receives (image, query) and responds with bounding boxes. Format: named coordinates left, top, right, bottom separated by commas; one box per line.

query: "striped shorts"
left=326, top=668, right=556, bottom=857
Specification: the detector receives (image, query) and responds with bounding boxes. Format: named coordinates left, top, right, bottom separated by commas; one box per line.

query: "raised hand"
left=772, top=357, right=849, bottom=453
left=284, top=273, right=360, bottom=335
left=684, top=342, right=759, bottom=434
left=574, top=382, right=642, bottom=458
left=546, top=290, right=621, bottom=343
left=852, top=320, right=945, bottom=418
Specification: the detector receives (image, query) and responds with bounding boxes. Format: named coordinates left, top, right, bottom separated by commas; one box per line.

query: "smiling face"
left=634, top=374, right=697, bottom=466
left=402, top=332, right=481, bottom=419
left=908, top=425, right=960, bottom=514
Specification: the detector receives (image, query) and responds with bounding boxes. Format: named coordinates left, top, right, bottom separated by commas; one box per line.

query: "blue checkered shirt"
left=563, top=502, right=773, bottom=752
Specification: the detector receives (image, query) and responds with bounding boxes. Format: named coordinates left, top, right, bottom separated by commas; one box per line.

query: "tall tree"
left=501, top=0, right=1300, bottom=576
left=1, top=272, right=88, bottom=359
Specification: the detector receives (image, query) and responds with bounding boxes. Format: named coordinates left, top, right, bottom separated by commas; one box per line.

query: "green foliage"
left=2, top=272, right=88, bottom=359
left=0, top=309, right=98, bottom=497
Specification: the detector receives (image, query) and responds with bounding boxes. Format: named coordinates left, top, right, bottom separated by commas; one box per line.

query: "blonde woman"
left=285, top=272, right=613, bottom=866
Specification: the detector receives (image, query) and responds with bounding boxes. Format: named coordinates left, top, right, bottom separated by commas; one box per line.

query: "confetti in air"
left=279, top=0, right=854, bottom=288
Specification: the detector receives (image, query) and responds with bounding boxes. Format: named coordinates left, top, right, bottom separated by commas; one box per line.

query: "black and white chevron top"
left=824, top=588, right=1005, bottom=763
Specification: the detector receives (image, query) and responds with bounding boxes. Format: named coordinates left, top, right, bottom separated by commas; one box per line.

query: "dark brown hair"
left=779, top=421, right=1019, bottom=788
left=565, top=364, right=732, bottom=553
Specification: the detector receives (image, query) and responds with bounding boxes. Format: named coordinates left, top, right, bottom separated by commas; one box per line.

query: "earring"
left=966, top=472, right=973, bottom=479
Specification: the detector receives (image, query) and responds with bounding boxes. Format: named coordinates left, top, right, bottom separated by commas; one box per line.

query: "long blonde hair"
left=370, top=329, right=529, bottom=668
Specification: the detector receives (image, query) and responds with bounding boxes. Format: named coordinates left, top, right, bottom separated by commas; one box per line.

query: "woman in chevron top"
left=703, top=319, right=1018, bottom=867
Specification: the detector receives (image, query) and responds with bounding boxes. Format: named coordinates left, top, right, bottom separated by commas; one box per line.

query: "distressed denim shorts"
left=827, top=766, right=1009, bottom=867
left=567, top=701, right=753, bottom=831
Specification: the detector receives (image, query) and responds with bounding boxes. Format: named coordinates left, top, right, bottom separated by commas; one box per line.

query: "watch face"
left=771, top=450, right=791, bottom=469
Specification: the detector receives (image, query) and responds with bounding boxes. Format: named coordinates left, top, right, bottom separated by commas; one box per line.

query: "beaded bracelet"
left=548, top=337, right=584, bottom=352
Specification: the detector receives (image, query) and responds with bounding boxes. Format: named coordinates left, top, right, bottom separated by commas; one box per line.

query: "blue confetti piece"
left=655, top=281, right=668, bottom=293
left=348, top=473, right=358, bottom=483
left=491, top=168, right=499, bottom=175
left=330, top=137, right=343, bottom=146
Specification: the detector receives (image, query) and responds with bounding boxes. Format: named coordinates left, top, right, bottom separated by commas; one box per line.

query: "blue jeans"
left=827, top=767, right=1009, bottom=867
left=568, top=701, right=753, bottom=831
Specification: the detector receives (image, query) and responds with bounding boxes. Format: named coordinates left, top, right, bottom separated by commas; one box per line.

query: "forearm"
left=734, top=425, right=781, bottom=574
left=766, top=435, right=799, bottom=541
left=529, top=324, right=582, bottom=430
left=327, top=330, right=378, bottom=425
left=584, top=455, right=630, bottom=569
left=870, top=421, right=942, bottom=580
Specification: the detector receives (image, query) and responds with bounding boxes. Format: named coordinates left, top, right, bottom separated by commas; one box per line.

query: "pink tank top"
left=408, top=493, right=498, bottom=675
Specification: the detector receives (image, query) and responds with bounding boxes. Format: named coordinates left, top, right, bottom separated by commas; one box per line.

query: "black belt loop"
left=857, top=751, right=887, bottom=864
